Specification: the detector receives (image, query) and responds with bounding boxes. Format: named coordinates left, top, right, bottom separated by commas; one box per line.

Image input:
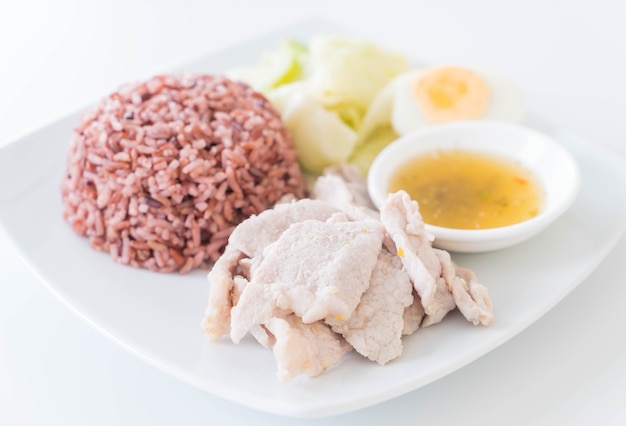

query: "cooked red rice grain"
left=61, top=74, right=307, bottom=273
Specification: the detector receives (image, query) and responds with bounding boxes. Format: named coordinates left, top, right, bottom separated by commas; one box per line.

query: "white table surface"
left=1, top=1, right=626, bottom=424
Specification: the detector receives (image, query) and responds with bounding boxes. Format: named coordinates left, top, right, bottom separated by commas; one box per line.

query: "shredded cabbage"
left=227, top=40, right=308, bottom=92
left=349, top=125, right=398, bottom=176
left=305, top=36, right=409, bottom=124
left=277, top=91, right=358, bottom=174
left=230, top=35, right=409, bottom=175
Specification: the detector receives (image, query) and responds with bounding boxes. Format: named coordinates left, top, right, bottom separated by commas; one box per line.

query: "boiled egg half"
left=391, top=66, right=525, bottom=136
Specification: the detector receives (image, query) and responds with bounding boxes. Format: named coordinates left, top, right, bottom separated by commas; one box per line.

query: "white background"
left=1, top=0, right=626, bottom=424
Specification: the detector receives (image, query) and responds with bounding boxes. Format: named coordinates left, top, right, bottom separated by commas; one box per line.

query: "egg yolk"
left=413, top=66, right=491, bottom=123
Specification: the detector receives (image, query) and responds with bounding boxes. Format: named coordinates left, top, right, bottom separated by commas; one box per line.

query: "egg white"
left=391, top=68, right=526, bottom=136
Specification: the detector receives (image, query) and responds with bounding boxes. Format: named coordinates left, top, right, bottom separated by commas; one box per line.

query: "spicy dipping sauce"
left=389, top=150, right=544, bottom=230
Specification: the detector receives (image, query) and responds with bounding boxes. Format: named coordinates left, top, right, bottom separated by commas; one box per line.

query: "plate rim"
left=2, top=19, right=626, bottom=419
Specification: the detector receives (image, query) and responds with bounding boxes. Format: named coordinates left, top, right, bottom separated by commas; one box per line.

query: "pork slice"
left=328, top=248, right=413, bottom=365
left=314, top=173, right=380, bottom=221
left=379, top=191, right=456, bottom=325
left=420, top=275, right=457, bottom=327
left=249, top=324, right=275, bottom=349
left=314, top=164, right=378, bottom=215
left=201, top=248, right=243, bottom=340
left=227, top=197, right=340, bottom=258
left=237, top=257, right=258, bottom=280
left=314, top=170, right=400, bottom=251
left=201, top=198, right=339, bottom=339
left=437, top=252, right=494, bottom=326
left=229, top=218, right=384, bottom=343
left=402, top=289, right=425, bottom=336
left=264, top=314, right=353, bottom=381
left=230, top=275, right=248, bottom=307
left=321, top=164, right=376, bottom=209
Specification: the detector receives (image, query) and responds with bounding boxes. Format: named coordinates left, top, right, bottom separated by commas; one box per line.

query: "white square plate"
left=1, top=19, right=626, bottom=418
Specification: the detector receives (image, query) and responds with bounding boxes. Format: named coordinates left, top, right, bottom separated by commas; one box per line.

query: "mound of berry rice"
left=61, top=74, right=307, bottom=273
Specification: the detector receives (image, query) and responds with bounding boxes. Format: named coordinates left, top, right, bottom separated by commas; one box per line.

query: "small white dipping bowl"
left=367, top=120, right=580, bottom=252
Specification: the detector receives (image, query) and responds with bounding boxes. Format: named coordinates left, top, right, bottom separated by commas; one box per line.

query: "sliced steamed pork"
left=201, top=248, right=244, bottom=340
left=229, top=217, right=385, bottom=343
left=264, top=314, right=353, bottom=380
left=313, top=174, right=379, bottom=223
left=379, top=191, right=456, bottom=325
left=438, top=254, right=494, bottom=326
left=402, top=289, right=425, bottom=336
left=224, top=198, right=341, bottom=259
left=201, top=198, right=341, bottom=339
left=201, top=176, right=495, bottom=380
left=327, top=248, right=413, bottom=365
left=323, top=164, right=377, bottom=209
left=313, top=165, right=379, bottom=222
left=421, top=274, right=457, bottom=327
left=314, top=165, right=399, bottom=251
